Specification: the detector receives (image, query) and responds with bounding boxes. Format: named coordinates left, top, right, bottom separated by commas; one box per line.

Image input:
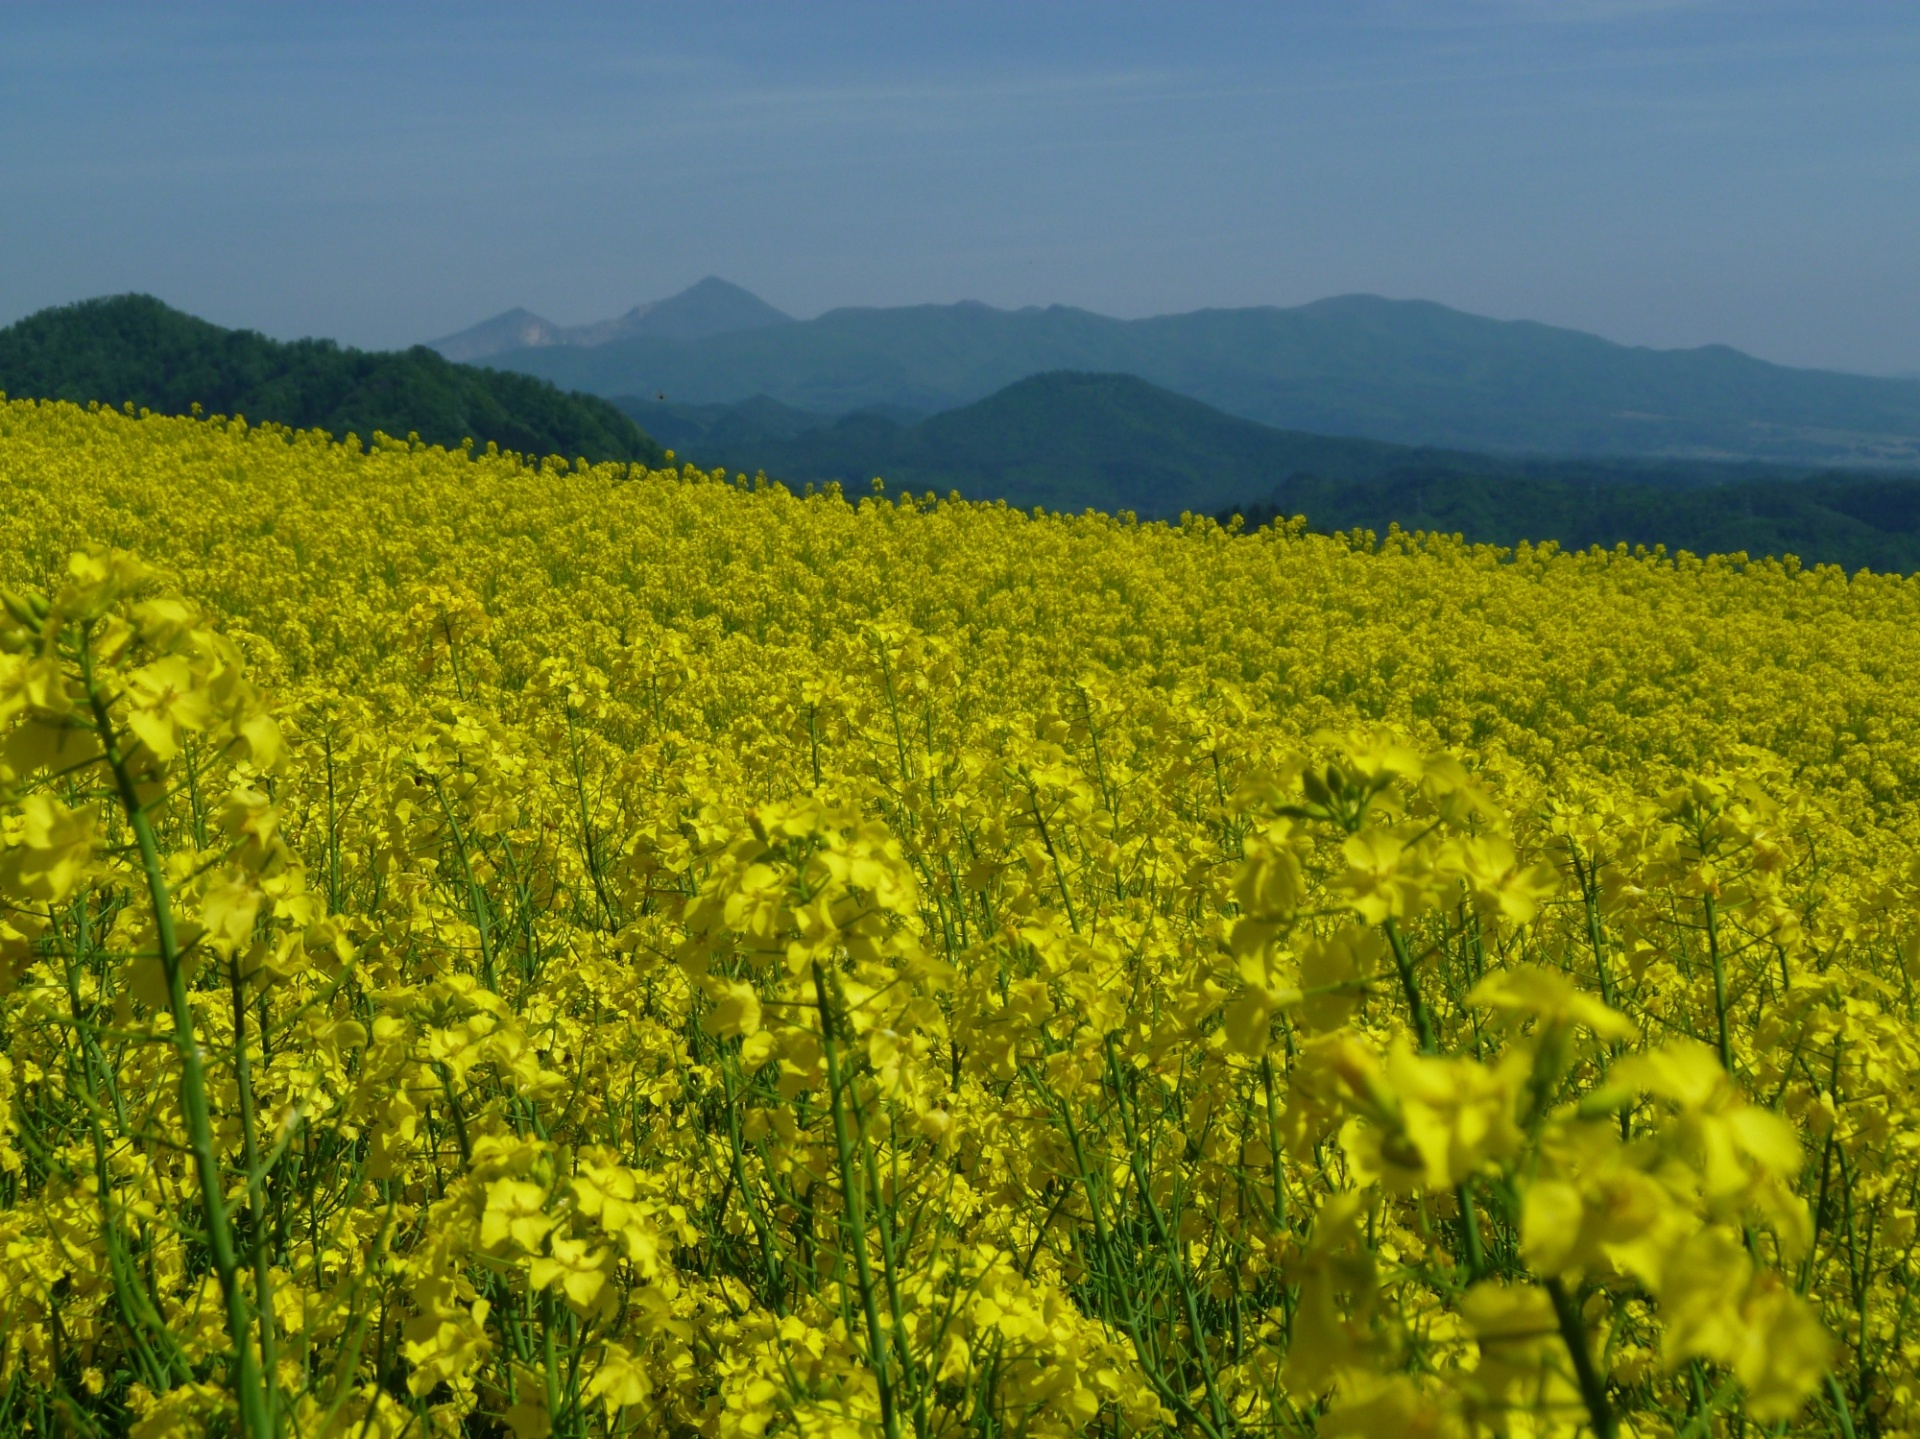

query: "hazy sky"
left=5, top=2, right=1917, bottom=373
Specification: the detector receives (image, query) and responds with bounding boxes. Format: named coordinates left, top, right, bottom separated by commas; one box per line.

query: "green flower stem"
left=230, top=957, right=282, bottom=1437
left=1545, top=1275, right=1616, bottom=1439
left=1704, top=894, right=1735, bottom=1076
left=1385, top=917, right=1437, bottom=1054
left=1456, top=1179, right=1488, bottom=1283
left=427, top=772, right=498, bottom=992
left=854, top=1087, right=929, bottom=1439
left=82, top=637, right=272, bottom=1439
left=812, top=959, right=902, bottom=1439
left=1103, top=1036, right=1232, bottom=1439
left=717, top=1054, right=787, bottom=1310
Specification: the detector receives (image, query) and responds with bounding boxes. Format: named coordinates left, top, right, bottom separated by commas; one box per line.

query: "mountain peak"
left=427, top=307, right=565, bottom=363
left=426, top=279, right=790, bottom=361
left=628, top=277, right=792, bottom=342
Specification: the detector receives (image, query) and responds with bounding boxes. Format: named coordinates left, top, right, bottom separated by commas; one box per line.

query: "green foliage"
left=0, top=294, right=664, bottom=464
left=1229, top=471, right=1920, bottom=574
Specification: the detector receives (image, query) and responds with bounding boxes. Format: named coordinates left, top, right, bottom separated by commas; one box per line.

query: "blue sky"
left=4, top=2, right=1916, bottom=373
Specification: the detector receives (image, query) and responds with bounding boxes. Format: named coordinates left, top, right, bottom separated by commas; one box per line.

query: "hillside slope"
left=0, top=294, right=664, bottom=464
left=621, top=371, right=1920, bottom=571
left=1233, top=471, right=1920, bottom=575
left=495, top=290, right=1920, bottom=466
left=621, top=370, right=1498, bottom=514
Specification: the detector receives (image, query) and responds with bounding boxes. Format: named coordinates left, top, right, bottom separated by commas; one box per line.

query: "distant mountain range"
left=430, top=277, right=792, bottom=362
left=447, top=281, right=1920, bottom=468
left=0, top=295, right=664, bottom=465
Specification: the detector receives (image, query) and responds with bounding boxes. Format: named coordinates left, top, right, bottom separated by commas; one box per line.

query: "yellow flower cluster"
left=2, top=396, right=1919, bottom=1438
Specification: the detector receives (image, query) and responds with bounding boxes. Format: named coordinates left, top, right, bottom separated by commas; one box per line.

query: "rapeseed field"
left=4, top=397, right=1920, bottom=1439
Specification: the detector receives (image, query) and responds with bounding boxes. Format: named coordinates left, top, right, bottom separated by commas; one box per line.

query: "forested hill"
left=620, top=370, right=1491, bottom=515
left=0, top=295, right=664, bottom=465
left=624, top=370, right=1920, bottom=573
left=1227, top=472, right=1920, bottom=575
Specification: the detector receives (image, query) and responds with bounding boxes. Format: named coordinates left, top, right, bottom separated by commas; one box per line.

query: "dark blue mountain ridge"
left=463, top=286, right=1920, bottom=467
